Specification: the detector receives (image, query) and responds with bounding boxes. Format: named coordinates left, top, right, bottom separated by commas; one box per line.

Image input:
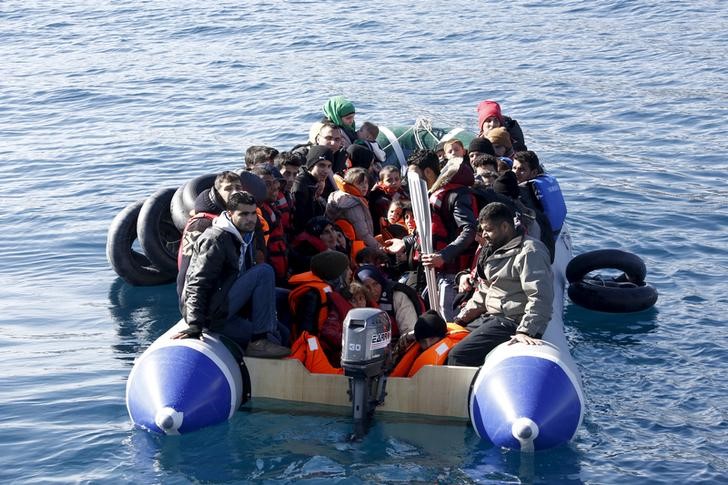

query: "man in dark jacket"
left=175, top=191, right=290, bottom=358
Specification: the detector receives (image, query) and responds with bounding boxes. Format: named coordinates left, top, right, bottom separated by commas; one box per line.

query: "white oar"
left=407, top=172, right=440, bottom=315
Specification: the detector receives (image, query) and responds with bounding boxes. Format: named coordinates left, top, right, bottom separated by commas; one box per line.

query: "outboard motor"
left=341, top=308, right=392, bottom=438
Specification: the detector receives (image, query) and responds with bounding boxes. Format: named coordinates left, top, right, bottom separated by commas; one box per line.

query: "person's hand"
left=422, top=253, right=444, bottom=268
left=314, top=180, right=325, bottom=198
left=508, top=333, right=542, bottom=346
left=383, top=238, right=405, bottom=255
left=172, top=324, right=204, bottom=340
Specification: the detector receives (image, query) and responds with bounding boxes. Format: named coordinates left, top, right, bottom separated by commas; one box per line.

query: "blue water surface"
left=1, top=1, right=727, bottom=483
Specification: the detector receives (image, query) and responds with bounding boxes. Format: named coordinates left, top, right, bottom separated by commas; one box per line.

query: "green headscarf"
left=323, top=95, right=356, bottom=130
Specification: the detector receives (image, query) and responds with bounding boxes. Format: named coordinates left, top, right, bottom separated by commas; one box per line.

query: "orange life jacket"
left=255, top=208, right=270, bottom=245
left=287, top=331, right=344, bottom=375
left=287, top=272, right=351, bottom=339
left=389, top=324, right=469, bottom=378
left=334, top=219, right=367, bottom=262
left=288, top=272, right=331, bottom=339
left=389, top=341, right=421, bottom=377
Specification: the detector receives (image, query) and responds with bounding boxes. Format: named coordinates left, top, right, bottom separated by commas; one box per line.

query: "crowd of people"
left=173, top=96, right=563, bottom=376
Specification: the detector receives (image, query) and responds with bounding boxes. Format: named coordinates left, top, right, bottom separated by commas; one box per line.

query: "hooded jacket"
left=181, top=212, right=256, bottom=330
left=458, top=234, right=553, bottom=337
left=325, top=175, right=379, bottom=249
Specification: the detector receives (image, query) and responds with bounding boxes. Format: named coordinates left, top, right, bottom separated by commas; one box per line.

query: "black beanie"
left=414, top=310, right=447, bottom=341
left=346, top=144, right=374, bottom=169
left=238, top=171, right=267, bottom=203
left=311, top=250, right=350, bottom=281
left=492, top=170, right=520, bottom=199
left=306, top=216, right=334, bottom=237
left=306, top=145, right=334, bottom=169
left=468, top=137, right=495, bottom=156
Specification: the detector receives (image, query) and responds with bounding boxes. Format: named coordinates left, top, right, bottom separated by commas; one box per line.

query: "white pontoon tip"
left=154, top=407, right=183, bottom=435
left=512, top=417, right=539, bottom=451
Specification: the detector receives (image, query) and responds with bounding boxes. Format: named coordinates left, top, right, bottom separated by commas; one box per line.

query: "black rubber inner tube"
left=137, top=187, right=182, bottom=275
left=566, top=249, right=646, bottom=284
left=182, top=173, right=217, bottom=215
left=106, top=199, right=175, bottom=286
left=568, top=276, right=658, bottom=313
left=170, top=184, right=189, bottom=232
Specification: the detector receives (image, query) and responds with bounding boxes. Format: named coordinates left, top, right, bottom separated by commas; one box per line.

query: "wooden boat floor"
left=244, top=357, right=478, bottom=419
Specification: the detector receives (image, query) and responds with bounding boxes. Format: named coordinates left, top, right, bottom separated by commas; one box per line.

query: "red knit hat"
left=477, top=100, right=505, bottom=131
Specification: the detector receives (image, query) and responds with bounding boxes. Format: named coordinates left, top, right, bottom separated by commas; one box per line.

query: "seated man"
left=447, top=202, right=553, bottom=367
left=175, top=191, right=290, bottom=358
left=468, top=137, right=496, bottom=163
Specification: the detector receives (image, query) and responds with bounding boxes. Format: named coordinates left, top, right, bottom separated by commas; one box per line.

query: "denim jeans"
left=437, top=273, right=457, bottom=322
left=221, top=264, right=282, bottom=346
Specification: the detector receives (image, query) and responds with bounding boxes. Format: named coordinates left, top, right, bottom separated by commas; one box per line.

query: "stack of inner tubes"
left=107, top=174, right=216, bottom=286
left=566, top=249, right=658, bottom=313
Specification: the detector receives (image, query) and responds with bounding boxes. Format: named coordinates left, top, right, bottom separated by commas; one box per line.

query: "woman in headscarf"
left=323, top=95, right=357, bottom=147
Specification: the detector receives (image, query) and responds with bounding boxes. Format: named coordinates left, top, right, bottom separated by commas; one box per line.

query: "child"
left=400, top=200, right=416, bottom=234
left=356, top=121, right=387, bottom=163
left=368, top=165, right=407, bottom=234
left=349, top=281, right=371, bottom=308
left=442, top=139, right=466, bottom=162
left=376, top=199, right=409, bottom=245
left=387, top=199, right=405, bottom=226
left=389, top=310, right=468, bottom=377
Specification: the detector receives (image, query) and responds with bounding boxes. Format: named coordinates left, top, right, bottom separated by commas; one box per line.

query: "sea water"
left=1, top=1, right=727, bottom=483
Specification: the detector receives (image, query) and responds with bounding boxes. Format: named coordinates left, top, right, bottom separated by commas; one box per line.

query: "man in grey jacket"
left=447, top=202, right=553, bottom=367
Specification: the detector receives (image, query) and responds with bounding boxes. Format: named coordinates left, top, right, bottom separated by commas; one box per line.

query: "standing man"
left=447, top=202, right=553, bottom=367
left=411, top=150, right=478, bottom=321
left=176, top=191, right=290, bottom=358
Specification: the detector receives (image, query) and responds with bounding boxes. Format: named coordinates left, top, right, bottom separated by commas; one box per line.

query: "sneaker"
left=245, top=338, right=291, bottom=359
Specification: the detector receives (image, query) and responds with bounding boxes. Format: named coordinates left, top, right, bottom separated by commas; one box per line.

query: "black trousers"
left=447, top=315, right=520, bottom=367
